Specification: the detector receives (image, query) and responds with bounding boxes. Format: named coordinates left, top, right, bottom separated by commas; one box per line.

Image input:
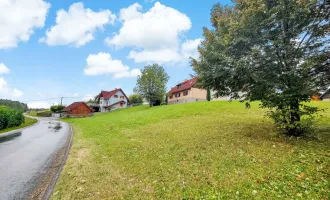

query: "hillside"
left=52, top=101, right=330, bottom=199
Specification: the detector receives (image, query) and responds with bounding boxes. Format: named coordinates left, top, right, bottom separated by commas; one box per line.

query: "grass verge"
left=0, top=117, right=38, bottom=134
left=52, top=101, right=330, bottom=199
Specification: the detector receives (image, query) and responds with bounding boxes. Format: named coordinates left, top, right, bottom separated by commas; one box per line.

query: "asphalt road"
left=0, top=117, right=71, bottom=200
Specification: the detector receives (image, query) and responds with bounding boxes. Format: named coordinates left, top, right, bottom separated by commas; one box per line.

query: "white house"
left=96, top=88, right=129, bottom=112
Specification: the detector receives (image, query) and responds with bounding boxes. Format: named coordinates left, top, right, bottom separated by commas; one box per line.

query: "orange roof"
left=168, top=78, right=197, bottom=95
left=62, top=102, right=93, bottom=112
left=96, top=88, right=129, bottom=102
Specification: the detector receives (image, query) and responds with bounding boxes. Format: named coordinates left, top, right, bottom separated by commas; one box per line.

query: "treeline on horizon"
left=0, top=99, right=28, bottom=112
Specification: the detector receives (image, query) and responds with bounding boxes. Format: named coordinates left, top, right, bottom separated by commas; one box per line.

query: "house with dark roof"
left=62, top=102, right=93, bottom=117
left=168, top=78, right=207, bottom=104
left=96, top=88, right=129, bottom=112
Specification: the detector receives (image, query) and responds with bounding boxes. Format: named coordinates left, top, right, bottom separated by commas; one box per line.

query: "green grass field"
left=52, top=101, right=330, bottom=199
left=0, top=117, right=38, bottom=134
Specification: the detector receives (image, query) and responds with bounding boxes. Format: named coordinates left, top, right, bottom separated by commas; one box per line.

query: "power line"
left=22, top=95, right=96, bottom=103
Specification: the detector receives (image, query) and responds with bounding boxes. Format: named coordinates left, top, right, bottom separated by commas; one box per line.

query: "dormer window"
left=177, top=84, right=182, bottom=89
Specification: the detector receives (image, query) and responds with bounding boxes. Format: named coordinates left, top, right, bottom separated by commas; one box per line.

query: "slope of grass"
left=52, top=101, right=330, bottom=199
left=0, top=117, right=38, bottom=134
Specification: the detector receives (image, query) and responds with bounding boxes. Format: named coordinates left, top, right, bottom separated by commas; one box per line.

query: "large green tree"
left=134, top=64, right=170, bottom=107
left=192, top=0, right=330, bottom=136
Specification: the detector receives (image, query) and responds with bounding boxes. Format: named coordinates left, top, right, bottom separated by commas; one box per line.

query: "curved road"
left=0, top=117, right=71, bottom=200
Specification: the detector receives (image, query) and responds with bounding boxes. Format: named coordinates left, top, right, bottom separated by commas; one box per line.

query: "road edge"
left=0, top=116, right=40, bottom=141
left=42, top=122, right=73, bottom=200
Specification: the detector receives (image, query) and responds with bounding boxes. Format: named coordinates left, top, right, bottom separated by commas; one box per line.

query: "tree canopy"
left=50, top=105, right=66, bottom=113
left=134, top=64, right=170, bottom=107
left=0, top=99, right=28, bottom=112
left=192, top=0, right=330, bottom=135
left=129, top=94, right=144, bottom=105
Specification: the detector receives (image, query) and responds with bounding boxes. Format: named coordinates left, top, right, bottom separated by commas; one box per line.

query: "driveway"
left=0, top=117, right=72, bottom=200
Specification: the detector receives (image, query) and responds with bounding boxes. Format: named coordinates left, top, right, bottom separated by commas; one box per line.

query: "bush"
left=129, top=94, right=144, bottom=105
left=0, top=105, right=24, bottom=130
left=37, top=110, right=52, bottom=117
left=50, top=105, right=65, bottom=113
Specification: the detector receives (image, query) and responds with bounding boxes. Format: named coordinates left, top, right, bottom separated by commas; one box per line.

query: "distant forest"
left=0, top=99, right=28, bottom=112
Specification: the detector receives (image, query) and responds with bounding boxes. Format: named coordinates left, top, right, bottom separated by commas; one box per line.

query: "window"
left=175, top=93, right=180, bottom=98
left=183, top=91, right=188, bottom=96
left=177, top=84, right=182, bottom=89
left=120, top=96, right=124, bottom=99
left=114, top=95, right=118, bottom=98
left=169, top=95, right=173, bottom=99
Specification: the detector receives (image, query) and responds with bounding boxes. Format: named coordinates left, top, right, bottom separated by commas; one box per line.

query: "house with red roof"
left=62, top=102, right=93, bottom=117
left=168, top=78, right=207, bottom=104
left=95, top=88, right=129, bottom=112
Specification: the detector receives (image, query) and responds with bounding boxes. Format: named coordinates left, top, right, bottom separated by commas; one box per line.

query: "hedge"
left=0, top=105, right=24, bottom=130
left=36, top=110, right=52, bottom=117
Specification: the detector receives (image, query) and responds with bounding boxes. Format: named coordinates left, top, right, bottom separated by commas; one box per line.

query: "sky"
left=0, top=0, right=231, bottom=108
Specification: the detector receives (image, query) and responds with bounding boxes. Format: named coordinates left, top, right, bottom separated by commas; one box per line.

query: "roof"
left=168, top=77, right=198, bottom=95
left=62, top=102, right=93, bottom=112
left=103, top=100, right=126, bottom=108
left=320, top=87, right=330, bottom=99
left=96, top=88, right=129, bottom=102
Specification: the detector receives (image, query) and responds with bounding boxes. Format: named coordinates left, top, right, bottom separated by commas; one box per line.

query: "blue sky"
left=0, top=0, right=231, bottom=108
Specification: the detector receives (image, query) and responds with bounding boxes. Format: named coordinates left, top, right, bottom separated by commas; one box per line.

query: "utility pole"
left=60, top=97, right=63, bottom=106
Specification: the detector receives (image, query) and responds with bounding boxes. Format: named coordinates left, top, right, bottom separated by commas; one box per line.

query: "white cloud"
left=128, top=48, right=183, bottom=64
left=40, top=2, right=116, bottom=47
left=181, top=38, right=202, bottom=59
left=0, top=63, right=10, bottom=74
left=105, top=2, right=200, bottom=64
left=0, top=77, right=23, bottom=99
left=84, top=52, right=140, bottom=78
left=72, top=93, right=79, bottom=97
left=28, top=101, right=51, bottom=109
left=128, top=39, right=202, bottom=64
left=107, top=2, right=191, bottom=49
left=0, top=0, right=50, bottom=49
left=13, top=89, right=23, bottom=97
left=119, top=3, right=142, bottom=21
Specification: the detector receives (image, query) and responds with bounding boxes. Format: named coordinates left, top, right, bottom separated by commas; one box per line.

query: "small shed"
left=62, top=102, right=93, bottom=117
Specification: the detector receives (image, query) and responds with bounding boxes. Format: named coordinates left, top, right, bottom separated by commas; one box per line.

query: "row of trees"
left=192, top=0, right=330, bottom=136
left=0, top=105, right=24, bottom=130
left=0, top=99, right=28, bottom=112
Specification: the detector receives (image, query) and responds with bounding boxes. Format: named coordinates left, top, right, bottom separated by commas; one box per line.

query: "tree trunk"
left=287, top=102, right=302, bottom=136
left=149, top=101, right=153, bottom=107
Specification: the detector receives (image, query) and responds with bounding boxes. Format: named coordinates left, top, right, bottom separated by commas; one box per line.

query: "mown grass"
left=0, top=117, right=38, bottom=134
left=52, top=101, right=330, bottom=199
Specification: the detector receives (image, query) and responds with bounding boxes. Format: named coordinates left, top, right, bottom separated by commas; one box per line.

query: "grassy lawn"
left=0, top=117, right=38, bottom=134
left=52, top=101, right=330, bottom=199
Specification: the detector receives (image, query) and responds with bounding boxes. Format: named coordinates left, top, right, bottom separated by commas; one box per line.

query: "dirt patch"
left=77, top=148, right=89, bottom=163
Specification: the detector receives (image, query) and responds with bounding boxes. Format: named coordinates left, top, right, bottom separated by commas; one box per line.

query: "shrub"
left=129, top=94, right=144, bottom=105
left=37, top=110, right=52, bottom=117
left=0, top=105, right=24, bottom=130
left=50, top=105, right=65, bottom=113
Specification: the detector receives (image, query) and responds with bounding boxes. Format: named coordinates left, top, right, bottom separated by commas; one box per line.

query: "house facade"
left=96, top=88, right=129, bottom=112
left=62, top=102, right=93, bottom=117
left=168, top=78, right=207, bottom=104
